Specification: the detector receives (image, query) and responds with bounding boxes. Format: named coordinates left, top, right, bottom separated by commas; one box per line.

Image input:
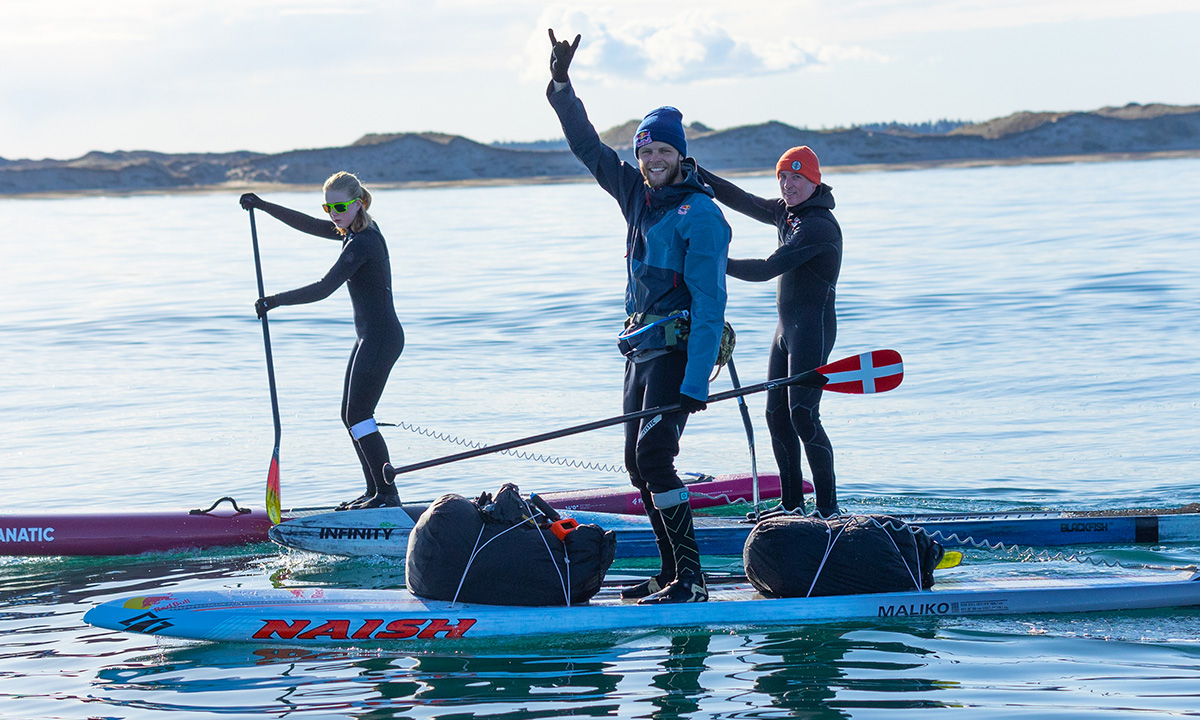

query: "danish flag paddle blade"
left=816, top=349, right=903, bottom=394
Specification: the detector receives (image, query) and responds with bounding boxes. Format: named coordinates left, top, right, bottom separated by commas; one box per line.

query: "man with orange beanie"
left=697, top=146, right=843, bottom=517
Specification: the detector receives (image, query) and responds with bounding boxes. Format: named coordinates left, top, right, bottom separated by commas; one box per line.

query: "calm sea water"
left=2, top=157, right=1199, bottom=718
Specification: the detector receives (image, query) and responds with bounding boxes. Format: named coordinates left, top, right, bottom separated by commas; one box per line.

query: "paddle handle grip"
left=530, top=493, right=561, bottom=522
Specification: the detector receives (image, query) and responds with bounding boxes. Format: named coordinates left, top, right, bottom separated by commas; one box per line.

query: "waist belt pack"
left=618, top=312, right=736, bottom=366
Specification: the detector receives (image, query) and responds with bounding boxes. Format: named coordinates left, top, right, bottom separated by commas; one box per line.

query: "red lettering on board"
left=299, top=620, right=351, bottom=640
left=418, top=618, right=477, bottom=639
left=375, top=619, right=425, bottom=639
left=253, top=619, right=311, bottom=640
left=251, top=617, right=478, bottom=641
left=352, top=619, right=384, bottom=639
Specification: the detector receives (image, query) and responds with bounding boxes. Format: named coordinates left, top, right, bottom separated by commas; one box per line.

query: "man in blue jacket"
left=547, top=31, right=731, bottom=604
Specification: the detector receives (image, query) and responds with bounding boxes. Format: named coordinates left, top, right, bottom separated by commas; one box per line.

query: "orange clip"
left=550, top=517, right=579, bottom=542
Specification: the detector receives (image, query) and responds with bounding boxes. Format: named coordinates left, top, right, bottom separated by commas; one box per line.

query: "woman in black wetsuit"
left=240, top=172, right=404, bottom=510
left=698, top=147, right=842, bottom=516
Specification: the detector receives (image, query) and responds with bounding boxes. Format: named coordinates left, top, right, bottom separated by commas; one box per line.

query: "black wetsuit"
left=698, top=169, right=842, bottom=513
left=258, top=204, right=404, bottom=496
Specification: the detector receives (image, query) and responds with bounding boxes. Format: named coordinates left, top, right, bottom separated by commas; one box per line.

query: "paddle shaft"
left=726, top=358, right=761, bottom=509
left=249, top=209, right=281, bottom=448
left=249, top=208, right=282, bottom=522
left=389, top=364, right=828, bottom=477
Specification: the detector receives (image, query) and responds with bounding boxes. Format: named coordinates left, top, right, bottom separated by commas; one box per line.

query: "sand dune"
left=3, top=103, right=1198, bottom=197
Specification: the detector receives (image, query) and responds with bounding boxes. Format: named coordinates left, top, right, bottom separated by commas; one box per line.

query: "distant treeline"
left=491, top=139, right=570, bottom=151
left=494, top=119, right=974, bottom=150
left=855, top=119, right=971, bottom=135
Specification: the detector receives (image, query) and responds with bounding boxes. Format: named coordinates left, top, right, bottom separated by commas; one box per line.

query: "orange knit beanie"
left=776, top=146, right=821, bottom=184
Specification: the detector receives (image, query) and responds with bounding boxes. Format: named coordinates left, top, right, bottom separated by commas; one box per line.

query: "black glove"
left=548, top=29, right=580, bottom=83
left=679, top=393, right=708, bottom=414
left=255, top=296, right=278, bottom=319
left=240, top=193, right=263, bottom=211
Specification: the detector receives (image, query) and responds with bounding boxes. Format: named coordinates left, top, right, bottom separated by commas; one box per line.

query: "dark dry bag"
left=744, top=514, right=944, bottom=598
left=405, top=483, right=616, bottom=606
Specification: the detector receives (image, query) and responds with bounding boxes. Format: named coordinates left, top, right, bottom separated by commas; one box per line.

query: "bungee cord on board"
left=900, top=519, right=1196, bottom=574
left=754, top=510, right=1198, bottom=575
left=792, top=514, right=927, bottom=597
left=448, top=500, right=572, bottom=608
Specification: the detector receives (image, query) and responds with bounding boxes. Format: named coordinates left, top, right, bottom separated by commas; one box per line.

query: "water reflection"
left=44, top=588, right=1200, bottom=719
left=646, top=632, right=711, bottom=718
left=729, top=623, right=953, bottom=717
left=91, top=640, right=627, bottom=716
left=5, top=158, right=1200, bottom=717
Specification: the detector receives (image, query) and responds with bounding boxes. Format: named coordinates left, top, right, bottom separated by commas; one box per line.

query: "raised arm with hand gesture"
left=548, top=29, right=581, bottom=83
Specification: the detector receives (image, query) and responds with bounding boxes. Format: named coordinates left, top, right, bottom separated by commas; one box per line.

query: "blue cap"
left=634, top=106, right=687, bottom=157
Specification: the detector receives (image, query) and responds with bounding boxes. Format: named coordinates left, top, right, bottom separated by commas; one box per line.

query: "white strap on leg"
left=349, top=417, right=379, bottom=440
left=652, top=488, right=689, bottom=510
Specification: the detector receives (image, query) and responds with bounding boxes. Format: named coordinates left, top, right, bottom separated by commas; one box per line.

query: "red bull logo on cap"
left=635, top=130, right=653, bottom=148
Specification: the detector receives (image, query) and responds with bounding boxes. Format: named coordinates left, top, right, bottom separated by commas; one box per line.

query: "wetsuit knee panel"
left=789, top=403, right=821, bottom=433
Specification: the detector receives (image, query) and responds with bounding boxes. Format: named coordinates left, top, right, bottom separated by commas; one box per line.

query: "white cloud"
left=522, top=7, right=886, bottom=86
left=2, top=0, right=1196, bottom=158
left=816, top=0, right=1199, bottom=37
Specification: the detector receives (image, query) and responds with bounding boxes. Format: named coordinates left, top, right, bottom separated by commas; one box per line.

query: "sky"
left=3, top=0, right=1198, bottom=161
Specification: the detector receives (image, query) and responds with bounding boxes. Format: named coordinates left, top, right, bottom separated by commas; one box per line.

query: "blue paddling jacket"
left=548, top=82, right=731, bottom=401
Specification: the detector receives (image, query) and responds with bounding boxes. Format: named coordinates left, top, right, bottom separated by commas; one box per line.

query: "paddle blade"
left=266, top=450, right=281, bottom=525
left=817, top=349, right=903, bottom=394
left=936, top=550, right=963, bottom=570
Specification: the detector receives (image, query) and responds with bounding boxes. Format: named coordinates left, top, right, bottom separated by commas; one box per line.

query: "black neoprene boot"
left=338, top=435, right=379, bottom=510
left=358, top=462, right=402, bottom=509
left=638, top=501, right=707, bottom=604
left=621, top=487, right=676, bottom=599
left=336, top=492, right=374, bottom=511
left=350, top=434, right=401, bottom=509
left=638, top=568, right=708, bottom=604
left=780, top=472, right=806, bottom=513
left=621, top=575, right=668, bottom=600
left=812, top=468, right=837, bottom=517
